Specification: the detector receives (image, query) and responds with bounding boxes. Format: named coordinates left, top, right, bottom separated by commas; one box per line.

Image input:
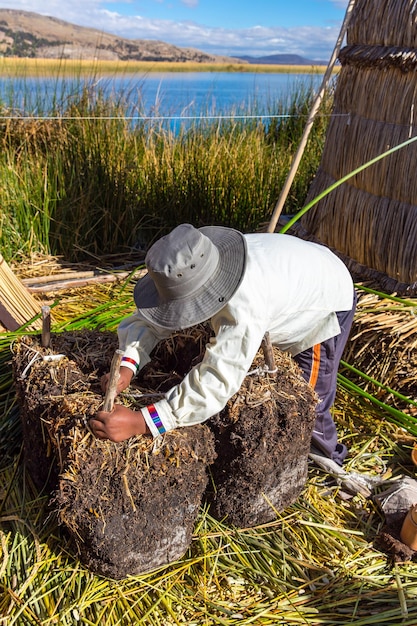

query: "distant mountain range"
left=237, top=54, right=327, bottom=66
left=0, top=9, right=243, bottom=64
left=0, top=9, right=327, bottom=66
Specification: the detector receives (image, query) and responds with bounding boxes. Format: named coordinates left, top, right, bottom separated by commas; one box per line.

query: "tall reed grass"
left=0, top=73, right=332, bottom=262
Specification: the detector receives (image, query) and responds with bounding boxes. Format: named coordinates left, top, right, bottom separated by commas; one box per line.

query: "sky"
left=0, top=1, right=350, bottom=61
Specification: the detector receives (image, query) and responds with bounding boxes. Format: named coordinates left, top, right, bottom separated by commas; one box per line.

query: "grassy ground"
left=0, top=278, right=417, bottom=625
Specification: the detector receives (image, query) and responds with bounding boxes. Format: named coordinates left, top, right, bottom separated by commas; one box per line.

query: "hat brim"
left=134, top=226, right=247, bottom=329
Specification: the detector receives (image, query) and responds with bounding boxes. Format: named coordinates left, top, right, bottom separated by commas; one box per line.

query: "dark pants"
left=294, top=290, right=357, bottom=466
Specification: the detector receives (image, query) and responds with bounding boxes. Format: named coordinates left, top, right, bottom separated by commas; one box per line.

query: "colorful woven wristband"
left=146, top=404, right=166, bottom=435
left=121, top=356, right=139, bottom=371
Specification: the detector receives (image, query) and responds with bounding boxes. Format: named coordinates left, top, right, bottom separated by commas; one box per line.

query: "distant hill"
left=237, top=54, right=327, bottom=66
left=0, top=9, right=245, bottom=64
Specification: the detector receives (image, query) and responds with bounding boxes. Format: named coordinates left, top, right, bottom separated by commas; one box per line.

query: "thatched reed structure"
left=300, top=0, right=417, bottom=295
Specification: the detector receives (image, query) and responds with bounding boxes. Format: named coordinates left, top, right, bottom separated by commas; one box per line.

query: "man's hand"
left=100, top=365, right=133, bottom=395
left=89, top=405, right=150, bottom=442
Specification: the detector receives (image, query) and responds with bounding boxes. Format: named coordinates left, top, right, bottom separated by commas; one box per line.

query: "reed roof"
left=347, top=0, right=417, bottom=48
left=301, top=0, right=417, bottom=294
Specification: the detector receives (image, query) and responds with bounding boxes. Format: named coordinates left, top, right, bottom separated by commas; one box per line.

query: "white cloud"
left=181, top=0, right=199, bottom=7
left=0, top=0, right=341, bottom=59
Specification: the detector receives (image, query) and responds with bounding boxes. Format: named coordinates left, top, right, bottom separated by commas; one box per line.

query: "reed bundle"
left=0, top=254, right=43, bottom=331
left=301, top=0, right=417, bottom=293
left=343, top=287, right=417, bottom=416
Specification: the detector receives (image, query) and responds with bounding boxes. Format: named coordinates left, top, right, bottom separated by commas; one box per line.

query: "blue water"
left=122, top=72, right=324, bottom=116
left=0, top=71, right=325, bottom=125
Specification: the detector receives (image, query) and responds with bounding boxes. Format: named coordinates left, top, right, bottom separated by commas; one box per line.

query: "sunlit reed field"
left=0, top=57, right=338, bottom=77
left=0, top=69, right=333, bottom=263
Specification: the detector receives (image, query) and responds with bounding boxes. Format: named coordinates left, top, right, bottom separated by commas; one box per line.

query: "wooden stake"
left=41, top=306, right=51, bottom=347
left=103, top=349, right=124, bottom=412
left=261, top=332, right=276, bottom=372
left=267, top=0, right=357, bottom=233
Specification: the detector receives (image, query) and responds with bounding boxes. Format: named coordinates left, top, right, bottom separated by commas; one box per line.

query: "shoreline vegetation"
left=0, top=60, right=333, bottom=263
left=0, top=57, right=339, bottom=77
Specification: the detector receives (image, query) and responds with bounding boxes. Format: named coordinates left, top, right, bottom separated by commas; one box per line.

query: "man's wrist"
left=138, top=410, right=151, bottom=435
left=121, top=356, right=139, bottom=374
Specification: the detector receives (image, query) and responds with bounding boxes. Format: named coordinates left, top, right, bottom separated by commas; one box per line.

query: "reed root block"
left=205, top=348, right=318, bottom=527
left=12, top=331, right=215, bottom=579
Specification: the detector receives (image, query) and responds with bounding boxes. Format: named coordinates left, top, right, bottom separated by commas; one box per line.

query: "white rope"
left=246, top=365, right=278, bottom=376
left=19, top=350, right=65, bottom=379
left=20, top=351, right=42, bottom=379
left=0, top=113, right=350, bottom=122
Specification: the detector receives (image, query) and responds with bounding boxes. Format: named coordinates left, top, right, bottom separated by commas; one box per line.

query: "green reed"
left=0, top=76, right=331, bottom=262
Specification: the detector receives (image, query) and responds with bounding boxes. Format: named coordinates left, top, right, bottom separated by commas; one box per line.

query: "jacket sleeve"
left=117, top=310, right=171, bottom=375
left=140, top=309, right=267, bottom=438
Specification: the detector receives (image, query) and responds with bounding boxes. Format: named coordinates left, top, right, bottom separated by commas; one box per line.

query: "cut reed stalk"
left=102, top=349, right=123, bottom=412
left=0, top=255, right=43, bottom=331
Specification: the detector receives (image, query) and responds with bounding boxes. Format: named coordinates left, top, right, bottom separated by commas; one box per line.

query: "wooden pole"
left=267, top=0, right=357, bottom=234
left=103, top=349, right=124, bottom=412
left=261, top=332, right=276, bottom=372
left=41, top=305, right=51, bottom=348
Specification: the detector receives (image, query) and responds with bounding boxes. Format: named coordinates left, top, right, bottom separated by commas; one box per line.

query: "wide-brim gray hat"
left=134, top=223, right=247, bottom=329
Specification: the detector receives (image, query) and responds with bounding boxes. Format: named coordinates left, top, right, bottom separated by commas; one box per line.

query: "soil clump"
left=374, top=520, right=417, bottom=564
left=12, top=331, right=215, bottom=578
left=12, top=325, right=318, bottom=576
left=205, top=349, right=317, bottom=527
left=129, top=325, right=318, bottom=527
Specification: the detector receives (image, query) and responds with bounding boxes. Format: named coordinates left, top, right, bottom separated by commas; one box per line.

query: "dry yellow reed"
left=0, top=255, right=43, bottom=330
left=300, top=0, right=417, bottom=291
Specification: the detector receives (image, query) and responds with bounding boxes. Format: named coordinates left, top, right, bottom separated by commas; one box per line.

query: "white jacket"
left=118, top=233, right=354, bottom=437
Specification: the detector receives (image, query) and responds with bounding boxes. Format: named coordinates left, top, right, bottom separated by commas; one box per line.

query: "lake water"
left=0, top=71, right=326, bottom=126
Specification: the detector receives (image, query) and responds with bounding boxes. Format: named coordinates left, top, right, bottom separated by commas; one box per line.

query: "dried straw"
left=300, top=0, right=417, bottom=292
left=343, top=287, right=417, bottom=415
left=1, top=390, right=416, bottom=625
left=0, top=255, right=43, bottom=331
left=1, top=259, right=417, bottom=622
